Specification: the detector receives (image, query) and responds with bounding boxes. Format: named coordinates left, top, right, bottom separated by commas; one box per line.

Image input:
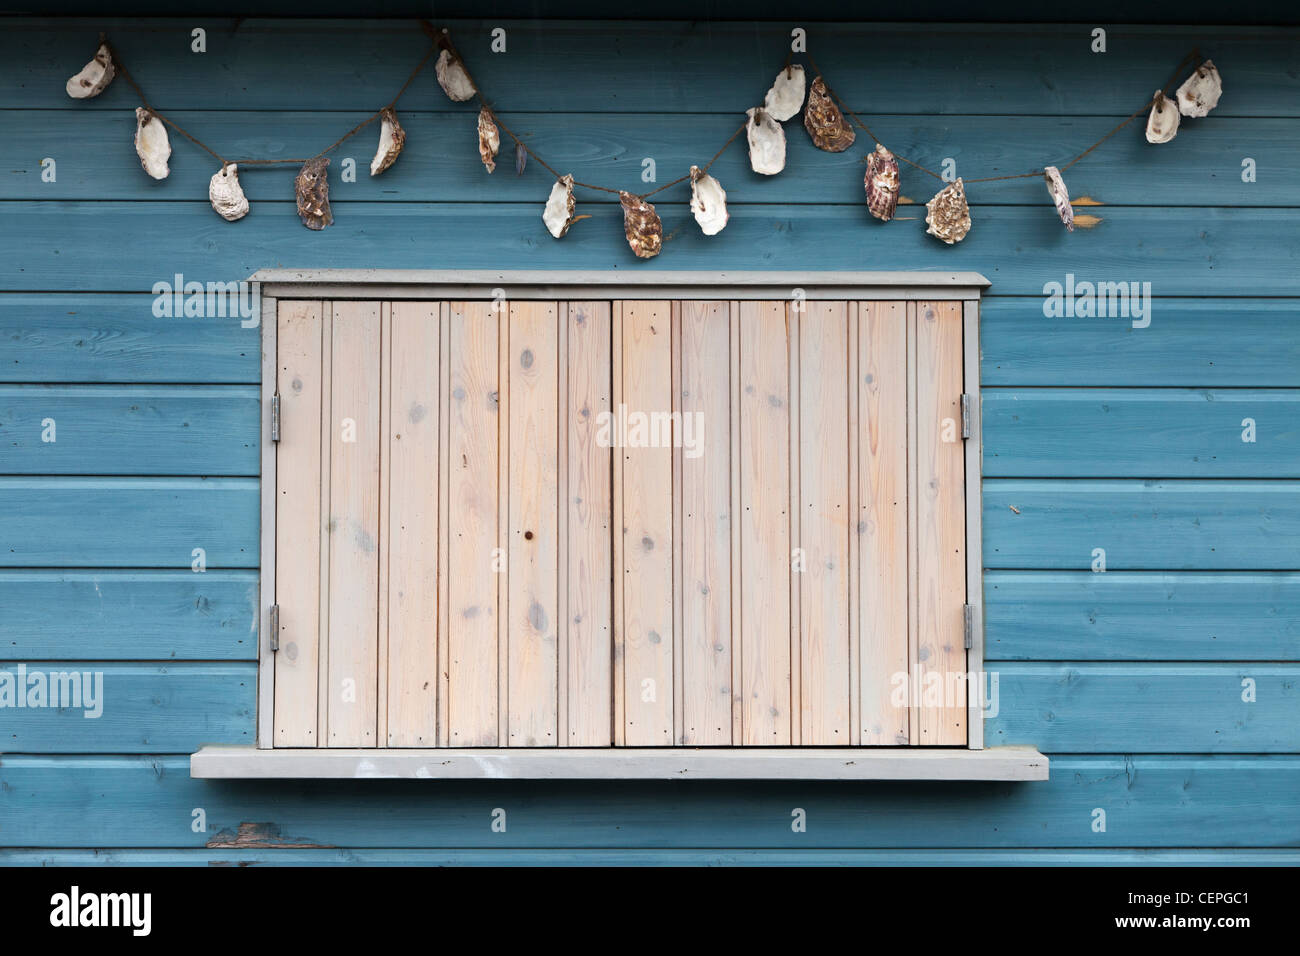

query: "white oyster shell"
left=689, top=165, right=729, bottom=236
left=1145, top=90, right=1180, bottom=144
left=66, top=42, right=115, bottom=99
left=543, top=174, right=576, bottom=238
left=370, top=107, right=405, bottom=176
left=1176, top=59, right=1222, bottom=118
left=745, top=107, right=786, bottom=176
left=209, top=164, right=249, bottom=222
left=134, top=108, right=171, bottom=180
left=763, top=65, right=806, bottom=122
left=436, top=49, right=476, bottom=102
left=1043, top=165, right=1073, bottom=232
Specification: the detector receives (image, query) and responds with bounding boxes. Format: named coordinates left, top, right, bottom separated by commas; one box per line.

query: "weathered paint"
left=1, top=15, right=1297, bottom=865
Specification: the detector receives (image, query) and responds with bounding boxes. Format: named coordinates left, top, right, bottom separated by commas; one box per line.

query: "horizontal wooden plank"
left=8, top=112, right=1295, bottom=207
left=6, top=203, right=1297, bottom=296
left=6, top=847, right=1300, bottom=866
left=983, top=389, right=1300, bottom=478
left=11, top=20, right=1297, bottom=115
left=981, top=298, right=1300, bottom=387
left=0, top=663, right=254, bottom=752
left=0, top=295, right=258, bottom=384
left=3, top=754, right=1299, bottom=847
left=0, top=385, right=259, bottom=475
left=985, top=571, right=1300, bottom=661
left=191, top=746, right=1047, bottom=780
left=0, top=570, right=258, bottom=661
left=983, top=479, right=1300, bottom=569
left=988, top=663, right=1300, bottom=752
left=0, top=477, right=258, bottom=567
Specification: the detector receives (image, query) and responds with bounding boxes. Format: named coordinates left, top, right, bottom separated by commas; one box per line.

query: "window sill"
left=191, top=745, right=1047, bottom=781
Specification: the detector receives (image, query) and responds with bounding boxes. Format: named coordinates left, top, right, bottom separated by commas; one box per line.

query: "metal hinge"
left=963, top=604, right=977, bottom=650
left=270, top=393, right=281, bottom=442
left=268, top=603, right=280, bottom=652
left=960, top=393, right=973, bottom=439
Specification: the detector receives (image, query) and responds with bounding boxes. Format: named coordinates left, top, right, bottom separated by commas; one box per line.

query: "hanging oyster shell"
left=1145, top=90, right=1180, bottom=144
left=689, top=165, right=729, bottom=236
left=436, top=49, right=476, bottom=102
left=1176, top=59, right=1222, bottom=118
left=477, top=107, right=501, bottom=173
left=515, top=142, right=527, bottom=176
left=295, top=156, right=333, bottom=230
left=209, top=164, right=249, bottom=222
left=620, top=191, right=662, bottom=259
left=745, top=107, right=786, bottom=176
left=763, top=65, right=806, bottom=122
left=369, top=107, right=405, bottom=176
left=864, top=143, right=900, bottom=222
left=66, top=41, right=115, bottom=99
left=543, top=174, right=576, bottom=238
left=925, top=178, right=971, bottom=245
left=1043, top=165, right=1073, bottom=232
left=803, top=77, right=855, bottom=153
left=133, top=108, right=171, bottom=180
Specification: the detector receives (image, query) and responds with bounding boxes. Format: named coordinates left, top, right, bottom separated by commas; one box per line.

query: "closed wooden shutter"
left=270, top=298, right=969, bottom=748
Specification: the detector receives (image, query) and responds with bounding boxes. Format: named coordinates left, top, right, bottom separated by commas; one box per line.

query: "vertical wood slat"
left=728, top=301, right=743, bottom=745
left=273, top=299, right=322, bottom=747
left=385, top=301, right=440, bottom=746
left=618, top=300, right=675, bottom=745
left=859, top=301, right=909, bottom=745
left=445, top=302, right=501, bottom=746
left=565, top=302, right=613, bottom=745
left=326, top=301, right=381, bottom=747
left=799, top=301, right=851, bottom=744
left=611, top=304, right=626, bottom=746
left=846, top=303, right=860, bottom=744
left=671, top=303, right=685, bottom=745
left=316, top=305, right=333, bottom=747
left=679, top=301, right=733, bottom=745
left=914, top=300, right=968, bottom=745
left=377, top=304, right=390, bottom=746
left=788, top=305, right=801, bottom=746
left=738, top=300, right=792, bottom=745
left=507, top=302, right=560, bottom=746
left=437, top=303, right=451, bottom=746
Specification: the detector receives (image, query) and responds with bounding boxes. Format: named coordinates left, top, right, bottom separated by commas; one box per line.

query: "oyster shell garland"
left=620, top=191, right=663, bottom=259
left=295, top=157, right=333, bottom=231
left=763, top=65, right=806, bottom=122
left=1176, top=59, right=1222, bottom=118
left=209, top=164, right=249, bottom=222
left=134, top=108, right=171, bottom=180
left=689, top=165, right=729, bottom=236
left=436, top=49, right=476, bottom=102
left=369, top=108, right=406, bottom=176
left=543, top=175, right=576, bottom=239
left=1043, top=165, right=1073, bottom=232
left=745, top=107, right=786, bottom=176
left=66, top=41, right=115, bottom=99
left=1145, top=90, right=1180, bottom=144
left=864, top=144, right=900, bottom=222
left=478, top=107, right=501, bottom=173
left=925, top=178, right=971, bottom=245
left=803, top=77, right=855, bottom=153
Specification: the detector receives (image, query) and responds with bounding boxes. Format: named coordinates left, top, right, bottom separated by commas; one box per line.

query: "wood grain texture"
left=325, top=301, right=381, bottom=747
left=798, top=302, right=851, bottom=744
left=858, top=302, right=909, bottom=745
left=618, top=301, right=675, bottom=745
left=564, top=301, right=613, bottom=746
left=738, top=301, right=791, bottom=745
left=913, top=301, right=966, bottom=745
left=679, top=301, right=734, bottom=745
left=444, top=302, right=501, bottom=746
left=274, top=300, right=323, bottom=747
left=384, top=302, right=440, bottom=746
left=507, top=302, right=560, bottom=746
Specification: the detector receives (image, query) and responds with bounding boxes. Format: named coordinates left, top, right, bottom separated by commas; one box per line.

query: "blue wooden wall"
left=2, top=17, right=1298, bottom=865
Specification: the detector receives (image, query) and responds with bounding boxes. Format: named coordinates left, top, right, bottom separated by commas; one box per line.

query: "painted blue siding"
left=1, top=17, right=1297, bottom=865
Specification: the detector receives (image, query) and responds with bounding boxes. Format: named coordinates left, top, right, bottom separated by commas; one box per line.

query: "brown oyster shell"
left=925, top=178, right=971, bottom=245
left=477, top=107, right=501, bottom=173
left=620, top=191, right=662, bottom=259
left=803, top=77, right=855, bottom=153
left=370, top=107, right=406, bottom=176
left=864, top=144, right=900, bottom=222
left=295, top=156, right=333, bottom=230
